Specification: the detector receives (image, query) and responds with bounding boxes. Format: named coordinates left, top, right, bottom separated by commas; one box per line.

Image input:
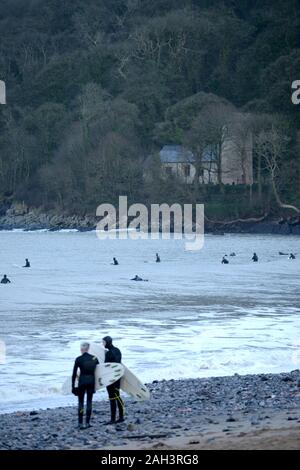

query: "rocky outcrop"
left=205, top=217, right=300, bottom=235
left=1, top=202, right=300, bottom=234
left=0, top=203, right=96, bottom=231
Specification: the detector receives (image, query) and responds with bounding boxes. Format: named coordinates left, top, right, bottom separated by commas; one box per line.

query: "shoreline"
left=1, top=204, right=300, bottom=235
left=1, top=370, right=300, bottom=450
left=1, top=222, right=300, bottom=236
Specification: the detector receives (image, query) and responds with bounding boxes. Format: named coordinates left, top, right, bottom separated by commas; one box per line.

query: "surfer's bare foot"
left=85, top=423, right=92, bottom=428
left=116, top=418, right=125, bottom=423
left=77, top=424, right=85, bottom=430
left=105, top=420, right=116, bottom=425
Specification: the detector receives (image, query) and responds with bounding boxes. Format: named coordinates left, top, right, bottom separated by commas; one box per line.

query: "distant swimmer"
left=131, top=275, right=148, bottom=281
left=1, top=274, right=11, bottom=284
left=289, top=253, right=296, bottom=259
left=156, top=253, right=161, bottom=263
left=230, top=252, right=236, bottom=257
left=252, top=253, right=258, bottom=262
left=23, top=258, right=30, bottom=268
left=112, top=257, right=119, bottom=265
left=221, top=256, right=229, bottom=264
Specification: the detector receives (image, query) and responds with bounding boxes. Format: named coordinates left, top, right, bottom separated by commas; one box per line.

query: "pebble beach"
left=1, top=370, right=300, bottom=450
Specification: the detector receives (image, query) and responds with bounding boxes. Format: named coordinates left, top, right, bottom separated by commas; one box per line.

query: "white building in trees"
left=159, top=131, right=253, bottom=186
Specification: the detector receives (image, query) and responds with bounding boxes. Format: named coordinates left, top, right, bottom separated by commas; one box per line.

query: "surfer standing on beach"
left=72, top=342, right=99, bottom=429
left=102, top=336, right=125, bottom=424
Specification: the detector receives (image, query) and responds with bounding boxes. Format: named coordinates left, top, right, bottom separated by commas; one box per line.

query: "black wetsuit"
left=221, top=258, right=229, bottom=264
left=24, top=260, right=30, bottom=268
left=1, top=277, right=10, bottom=284
left=105, top=344, right=124, bottom=422
left=72, top=352, right=99, bottom=425
left=252, top=254, right=258, bottom=262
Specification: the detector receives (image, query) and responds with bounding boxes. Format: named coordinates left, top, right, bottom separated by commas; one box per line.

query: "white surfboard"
left=120, top=365, right=150, bottom=401
left=89, top=343, right=106, bottom=362
left=64, top=342, right=150, bottom=401
left=61, top=362, right=124, bottom=395
left=89, top=342, right=150, bottom=401
left=95, top=363, right=124, bottom=388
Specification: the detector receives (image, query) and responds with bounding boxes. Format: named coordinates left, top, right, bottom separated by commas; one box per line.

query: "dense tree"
left=0, top=0, right=299, bottom=217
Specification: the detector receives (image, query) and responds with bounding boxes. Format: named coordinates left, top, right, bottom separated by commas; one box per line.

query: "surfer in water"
left=102, top=336, right=124, bottom=424
left=112, top=257, right=119, bottom=265
left=252, top=252, right=258, bottom=262
left=131, top=275, right=149, bottom=281
left=156, top=253, right=161, bottom=263
left=72, top=342, right=99, bottom=430
left=1, top=274, right=11, bottom=284
left=23, top=258, right=30, bottom=268
left=221, top=256, right=229, bottom=264
left=289, top=253, right=296, bottom=259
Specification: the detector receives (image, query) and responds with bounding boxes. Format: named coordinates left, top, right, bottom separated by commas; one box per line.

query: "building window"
left=183, top=164, right=190, bottom=177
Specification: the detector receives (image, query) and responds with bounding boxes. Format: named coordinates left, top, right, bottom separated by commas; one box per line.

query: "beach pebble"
left=281, top=375, right=293, bottom=382
left=127, top=423, right=135, bottom=432
left=226, top=416, right=236, bottom=422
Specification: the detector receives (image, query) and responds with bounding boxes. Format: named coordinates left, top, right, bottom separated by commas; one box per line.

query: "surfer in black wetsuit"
left=156, top=253, right=161, bottom=263
left=1, top=274, right=11, bottom=284
left=289, top=253, right=296, bottom=259
left=131, top=275, right=148, bottom=281
left=113, top=257, right=119, bottom=265
left=23, top=259, right=30, bottom=268
left=252, top=252, right=258, bottom=262
left=221, top=256, right=229, bottom=264
left=102, top=336, right=124, bottom=424
left=72, top=342, right=99, bottom=429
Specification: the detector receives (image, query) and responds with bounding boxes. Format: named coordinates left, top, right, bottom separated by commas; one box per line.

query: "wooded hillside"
left=0, top=0, right=299, bottom=218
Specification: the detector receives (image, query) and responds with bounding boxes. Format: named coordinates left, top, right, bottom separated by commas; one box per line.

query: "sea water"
left=0, top=231, right=299, bottom=413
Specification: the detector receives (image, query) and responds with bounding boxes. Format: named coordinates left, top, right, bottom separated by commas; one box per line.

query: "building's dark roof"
left=202, top=147, right=217, bottom=162
left=160, top=145, right=194, bottom=163
left=159, top=145, right=216, bottom=163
